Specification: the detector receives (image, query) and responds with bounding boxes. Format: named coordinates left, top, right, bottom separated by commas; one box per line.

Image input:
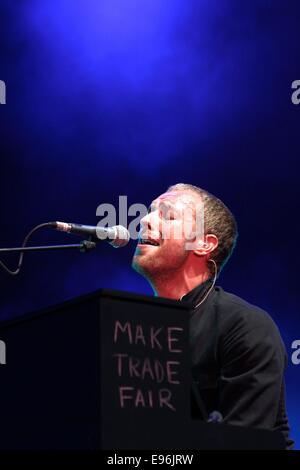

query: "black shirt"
left=181, top=279, right=294, bottom=449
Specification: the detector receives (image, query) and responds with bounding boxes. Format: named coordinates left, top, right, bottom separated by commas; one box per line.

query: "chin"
left=132, top=256, right=155, bottom=278
left=131, top=256, right=145, bottom=274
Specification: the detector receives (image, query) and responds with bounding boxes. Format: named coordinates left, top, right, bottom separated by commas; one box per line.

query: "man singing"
left=132, top=183, right=293, bottom=449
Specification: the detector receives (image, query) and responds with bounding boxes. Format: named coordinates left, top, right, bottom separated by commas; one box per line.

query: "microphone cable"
left=0, top=222, right=53, bottom=276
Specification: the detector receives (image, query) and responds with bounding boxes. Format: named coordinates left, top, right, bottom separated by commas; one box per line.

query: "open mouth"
left=139, top=238, right=160, bottom=247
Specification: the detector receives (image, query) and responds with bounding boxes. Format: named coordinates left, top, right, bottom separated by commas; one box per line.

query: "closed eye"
left=159, top=203, right=176, bottom=220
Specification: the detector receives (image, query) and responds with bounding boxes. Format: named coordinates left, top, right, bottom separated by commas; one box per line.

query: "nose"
left=139, top=210, right=159, bottom=236
left=139, top=212, right=152, bottom=233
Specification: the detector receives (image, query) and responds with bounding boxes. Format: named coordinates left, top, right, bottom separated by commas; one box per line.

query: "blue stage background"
left=1, top=0, right=299, bottom=447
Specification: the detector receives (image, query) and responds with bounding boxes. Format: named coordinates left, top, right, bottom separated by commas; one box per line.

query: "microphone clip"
left=79, top=239, right=97, bottom=253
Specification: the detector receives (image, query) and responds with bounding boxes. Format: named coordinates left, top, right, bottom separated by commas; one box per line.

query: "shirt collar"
left=180, top=277, right=214, bottom=307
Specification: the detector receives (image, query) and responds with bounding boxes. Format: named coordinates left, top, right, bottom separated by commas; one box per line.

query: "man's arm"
left=218, top=308, right=286, bottom=429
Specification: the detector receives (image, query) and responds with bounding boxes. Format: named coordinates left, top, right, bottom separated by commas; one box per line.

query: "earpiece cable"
left=180, top=259, right=217, bottom=309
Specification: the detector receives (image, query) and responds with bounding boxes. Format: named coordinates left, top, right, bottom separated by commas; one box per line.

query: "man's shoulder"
left=211, top=286, right=287, bottom=368
left=213, top=286, right=282, bottom=338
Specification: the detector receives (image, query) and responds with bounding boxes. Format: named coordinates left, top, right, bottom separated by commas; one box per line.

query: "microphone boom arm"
left=0, top=239, right=97, bottom=254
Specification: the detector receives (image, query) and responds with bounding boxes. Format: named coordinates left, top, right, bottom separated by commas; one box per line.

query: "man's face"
left=132, top=190, right=204, bottom=280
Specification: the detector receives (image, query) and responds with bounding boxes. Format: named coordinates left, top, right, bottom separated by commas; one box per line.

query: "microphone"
left=49, top=221, right=130, bottom=248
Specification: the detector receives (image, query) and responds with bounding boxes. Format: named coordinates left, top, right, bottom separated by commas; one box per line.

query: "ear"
left=193, top=233, right=218, bottom=257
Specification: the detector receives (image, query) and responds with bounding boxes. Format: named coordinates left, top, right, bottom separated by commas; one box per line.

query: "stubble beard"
left=132, top=245, right=188, bottom=284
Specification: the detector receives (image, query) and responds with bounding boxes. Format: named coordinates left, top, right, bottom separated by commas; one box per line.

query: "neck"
left=150, top=267, right=210, bottom=300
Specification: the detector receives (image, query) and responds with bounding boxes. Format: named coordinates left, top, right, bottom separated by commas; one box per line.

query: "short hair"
left=167, top=183, right=238, bottom=275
